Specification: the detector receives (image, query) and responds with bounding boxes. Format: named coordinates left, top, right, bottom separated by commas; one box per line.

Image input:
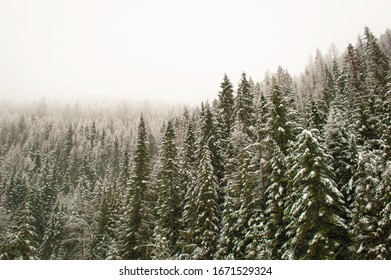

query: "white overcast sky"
left=0, top=0, right=390, bottom=104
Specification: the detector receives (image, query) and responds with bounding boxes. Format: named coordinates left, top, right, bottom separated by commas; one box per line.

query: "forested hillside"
left=0, top=27, right=390, bottom=260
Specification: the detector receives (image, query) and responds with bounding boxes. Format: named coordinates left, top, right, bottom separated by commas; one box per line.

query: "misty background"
left=0, top=0, right=390, bottom=104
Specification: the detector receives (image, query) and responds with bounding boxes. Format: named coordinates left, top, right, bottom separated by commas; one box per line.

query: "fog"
left=0, top=0, right=390, bottom=104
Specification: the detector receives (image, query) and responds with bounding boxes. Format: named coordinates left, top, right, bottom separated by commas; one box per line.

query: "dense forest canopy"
left=0, top=27, right=390, bottom=260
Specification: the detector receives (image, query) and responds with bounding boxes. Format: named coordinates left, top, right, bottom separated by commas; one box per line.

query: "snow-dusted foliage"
left=282, top=129, right=349, bottom=259
left=193, top=143, right=220, bottom=259
left=217, top=118, right=259, bottom=259
left=155, top=121, right=182, bottom=253
left=0, top=26, right=389, bottom=260
left=349, top=150, right=383, bottom=259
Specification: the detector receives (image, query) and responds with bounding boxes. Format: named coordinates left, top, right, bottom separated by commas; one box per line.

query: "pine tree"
left=217, top=119, right=259, bottom=259
left=73, top=154, right=96, bottom=216
left=363, top=27, right=390, bottom=95
left=343, top=42, right=381, bottom=146
left=177, top=181, right=197, bottom=259
left=244, top=208, right=269, bottom=259
left=177, top=121, right=199, bottom=259
left=199, top=104, right=224, bottom=181
left=374, top=162, right=391, bottom=259
left=121, top=116, right=152, bottom=259
left=266, top=76, right=294, bottom=155
left=349, top=150, right=382, bottom=259
left=182, top=121, right=197, bottom=183
left=255, top=91, right=270, bottom=145
left=380, top=72, right=391, bottom=161
left=40, top=202, right=67, bottom=259
left=64, top=124, right=74, bottom=159
left=92, top=187, right=112, bottom=259
left=193, top=143, right=220, bottom=259
left=150, top=224, right=171, bottom=260
left=308, top=95, right=327, bottom=133
left=254, top=91, right=270, bottom=193
left=67, top=153, right=97, bottom=259
left=217, top=74, right=235, bottom=150
left=283, top=129, right=349, bottom=259
left=29, top=140, right=42, bottom=173
left=321, top=66, right=336, bottom=110
left=235, top=72, right=255, bottom=138
left=344, top=43, right=365, bottom=94
left=4, top=168, right=27, bottom=213
left=263, top=140, right=287, bottom=259
left=231, top=144, right=259, bottom=259
left=91, top=179, right=121, bottom=260
left=118, top=149, right=130, bottom=193
left=28, top=158, right=60, bottom=245
left=332, top=60, right=355, bottom=132
left=155, top=121, right=181, bottom=253
left=112, top=136, right=120, bottom=179
left=198, top=104, right=224, bottom=208
left=1, top=201, right=39, bottom=260
left=325, top=108, right=355, bottom=197
left=42, top=159, right=59, bottom=218
left=262, top=75, right=296, bottom=259
left=217, top=119, right=248, bottom=259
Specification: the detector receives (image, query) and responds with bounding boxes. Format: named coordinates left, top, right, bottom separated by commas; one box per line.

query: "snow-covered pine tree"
left=198, top=103, right=225, bottom=209
left=325, top=108, right=355, bottom=198
left=0, top=200, right=39, bottom=260
left=343, top=42, right=380, bottom=146
left=362, top=29, right=390, bottom=149
left=283, top=129, right=349, bottom=259
left=121, top=115, right=152, bottom=259
left=40, top=202, right=67, bottom=259
left=92, top=185, right=112, bottom=259
left=217, top=74, right=235, bottom=152
left=235, top=72, right=255, bottom=139
left=27, top=157, right=60, bottom=246
left=308, top=95, right=327, bottom=134
left=232, top=145, right=259, bottom=259
left=29, top=140, right=42, bottom=174
left=67, top=149, right=99, bottom=258
left=349, top=150, right=382, bottom=259
left=262, top=75, right=296, bottom=259
left=155, top=121, right=181, bottom=254
left=150, top=223, right=171, bottom=260
left=255, top=91, right=270, bottom=145
left=117, top=149, right=130, bottom=193
left=266, top=76, right=294, bottom=155
left=344, top=43, right=366, bottom=95
left=4, top=167, right=27, bottom=213
left=72, top=153, right=96, bottom=217
left=263, top=140, right=287, bottom=259
left=321, top=65, right=336, bottom=110
left=217, top=118, right=252, bottom=259
left=177, top=121, right=198, bottom=259
left=193, top=142, right=220, bottom=260
left=180, top=120, right=197, bottom=199
left=379, top=68, right=391, bottom=161
left=363, top=27, right=390, bottom=97
left=63, top=124, right=74, bottom=159
left=111, top=136, right=120, bottom=179
left=200, top=103, right=224, bottom=179
left=374, top=162, right=391, bottom=259
left=244, top=208, right=269, bottom=259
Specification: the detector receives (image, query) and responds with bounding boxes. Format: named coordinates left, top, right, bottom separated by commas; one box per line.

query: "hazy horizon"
left=0, top=0, right=390, bottom=105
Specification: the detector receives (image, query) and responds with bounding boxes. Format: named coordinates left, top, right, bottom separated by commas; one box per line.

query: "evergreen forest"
left=0, top=27, right=390, bottom=260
